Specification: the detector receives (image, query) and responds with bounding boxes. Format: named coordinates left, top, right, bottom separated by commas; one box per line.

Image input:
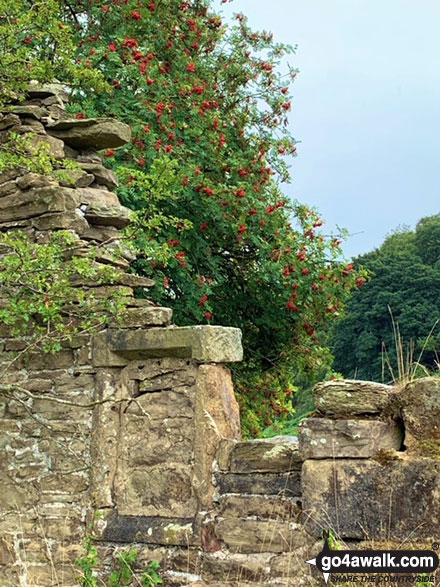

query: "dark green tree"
left=332, top=221, right=440, bottom=382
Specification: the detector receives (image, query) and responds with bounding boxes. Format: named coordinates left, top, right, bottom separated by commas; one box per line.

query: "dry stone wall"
left=1, top=86, right=439, bottom=587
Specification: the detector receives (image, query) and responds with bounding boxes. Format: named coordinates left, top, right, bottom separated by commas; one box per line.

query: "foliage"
left=76, top=525, right=163, bottom=587
left=76, top=533, right=99, bottom=587
left=54, top=0, right=363, bottom=435
left=0, top=230, right=124, bottom=353
left=331, top=219, right=440, bottom=382
left=109, top=551, right=163, bottom=587
left=0, top=0, right=106, bottom=108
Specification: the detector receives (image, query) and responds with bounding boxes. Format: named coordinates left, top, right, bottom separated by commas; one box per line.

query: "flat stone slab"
left=314, top=379, right=396, bottom=416
left=96, top=512, right=200, bottom=546
left=92, top=326, right=243, bottom=365
left=302, top=458, right=440, bottom=540
left=225, top=437, right=302, bottom=473
left=214, top=519, right=307, bottom=553
left=298, top=418, right=403, bottom=459
left=48, top=118, right=131, bottom=149
left=215, top=472, right=301, bottom=497
left=217, top=494, right=300, bottom=522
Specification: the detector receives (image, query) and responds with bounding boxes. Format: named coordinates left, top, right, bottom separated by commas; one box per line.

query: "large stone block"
left=226, top=437, right=302, bottom=473
left=193, top=364, right=241, bottom=509
left=96, top=512, right=200, bottom=547
left=298, top=418, right=403, bottom=459
left=93, top=326, right=243, bottom=365
left=214, top=519, right=307, bottom=554
left=400, top=377, right=440, bottom=453
left=47, top=118, right=131, bottom=149
left=84, top=202, right=133, bottom=228
left=302, top=458, right=440, bottom=540
left=314, top=379, right=396, bottom=416
left=202, top=551, right=273, bottom=583
left=110, top=306, right=172, bottom=328
left=217, top=495, right=300, bottom=522
left=216, top=472, right=301, bottom=497
left=0, top=186, right=78, bottom=222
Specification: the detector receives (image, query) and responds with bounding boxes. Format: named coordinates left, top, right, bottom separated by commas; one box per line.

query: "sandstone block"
left=94, top=325, right=243, bottom=365
left=110, top=306, right=172, bottom=328
left=202, top=551, right=272, bottom=582
left=0, top=113, right=21, bottom=130
left=16, top=172, right=57, bottom=190
left=78, top=162, right=119, bottom=189
left=314, top=379, right=396, bottom=416
left=27, top=81, right=69, bottom=102
left=97, top=512, right=200, bottom=547
left=216, top=472, right=301, bottom=497
left=227, top=437, right=301, bottom=474
left=31, top=134, right=65, bottom=159
left=84, top=202, right=133, bottom=228
left=57, top=169, right=95, bottom=188
left=76, top=187, right=120, bottom=207
left=400, top=377, right=440, bottom=453
left=48, top=118, right=131, bottom=149
left=214, top=519, right=306, bottom=554
left=194, top=364, right=241, bottom=509
left=302, top=458, right=440, bottom=540
left=217, top=494, right=300, bottom=522
left=298, top=417, right=403, bottom=459
left=10, top=105, right=47, bottom=119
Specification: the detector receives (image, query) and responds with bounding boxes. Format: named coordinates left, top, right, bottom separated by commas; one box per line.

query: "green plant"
left=56, top=0, right=363, bottom=436
left=415, top=574, right=434, bottom=587
left=76, top=533, right=99, bottom=587
left=332, top=218, right=440, bottom=383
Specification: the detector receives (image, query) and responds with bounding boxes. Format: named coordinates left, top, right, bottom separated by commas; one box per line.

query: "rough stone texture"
left=217, top=495, right=301, bottom=522
left=399, top=377, right=440, bottom=452
left=84, top=201, right=133, bottom=228
left=93, top=325, right=243, bottom=365
left=3, top=85, right=440, bottom=587
left=216, top=472, right=302, bottom=497
left=298, top=417, right=403, bottom=459
left=302, top=458, right=440, bottom=540
left=194, top=365, right=242, bottom=509
left=225, top=437, right=302, bottom=474
left=214, top=519, right=307, bottom=554
left=48, top=117, right=132, bottom=149
left=110, top=306, right=173, bottom=328
left=314, top=379, right=396, bottom=416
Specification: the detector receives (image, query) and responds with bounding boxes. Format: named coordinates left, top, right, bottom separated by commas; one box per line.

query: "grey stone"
left=214, top=518, right=306, bottom=554
left=216, top=472, right=301, bottom=497
left=314, top=379, right=396, bottom=416
left=78, top=163, right=119, bottom=189
left=84, top=202, right=133, bottom=228
left=298, top=418, right=403, bottom=459
left=26, top=81, right=69, bottom=102
left=400, top=377, right=440, bottom=454
left=110, top=306, right=172, bottom=328
left=227, top=437, right=302, bottom=473
left=93, top=325, right=243, bottom=365
left=0, top=113, right=21, bottom=130
left=302, top=458, right=440, bottom=540
left=47, top=118, right=132, bottom=149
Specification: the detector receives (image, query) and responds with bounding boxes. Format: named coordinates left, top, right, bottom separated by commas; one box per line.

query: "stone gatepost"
left=90, top=327, right=243, bottom=549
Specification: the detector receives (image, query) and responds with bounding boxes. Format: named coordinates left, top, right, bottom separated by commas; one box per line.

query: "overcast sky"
left=220, top=0, right=440, bottom=258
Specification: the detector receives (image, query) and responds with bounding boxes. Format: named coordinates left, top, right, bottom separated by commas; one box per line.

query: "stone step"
left=298, top=417, right=403, bottom=459
left=214, top=518, right=307, bottom=554
left=215, top=472, right=301, bottom=498
left=217, top=494, right=301, bottom=522
left=218, top=437, right=301, bottom=474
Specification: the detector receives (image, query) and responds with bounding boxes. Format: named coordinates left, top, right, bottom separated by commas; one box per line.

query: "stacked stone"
left=0, top=85, right=245, bottom=586
left=0, top=82, right=165, bottom=324
left=299, top=379, right=440, bottom=543
left=199, top=437, right=319, bottom=586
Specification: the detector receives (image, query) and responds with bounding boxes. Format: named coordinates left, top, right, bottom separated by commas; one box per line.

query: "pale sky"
left=220, top=0, right=440, bottom=258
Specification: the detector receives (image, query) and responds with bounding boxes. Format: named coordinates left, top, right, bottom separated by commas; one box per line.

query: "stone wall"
left=1, top=86, right=439, bottom=587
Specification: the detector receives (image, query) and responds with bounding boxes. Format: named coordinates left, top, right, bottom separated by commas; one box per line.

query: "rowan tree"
left=2, top=0, right=363, bottom=435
